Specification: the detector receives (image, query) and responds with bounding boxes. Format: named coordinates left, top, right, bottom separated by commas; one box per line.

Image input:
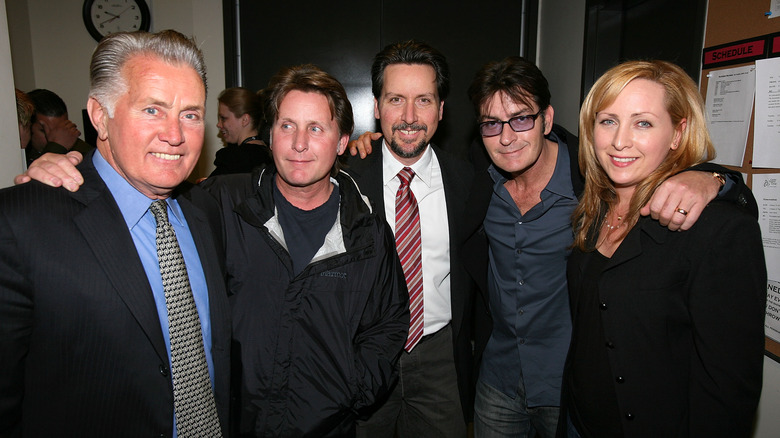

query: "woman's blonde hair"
left=573, top=60, right=715, bottom=250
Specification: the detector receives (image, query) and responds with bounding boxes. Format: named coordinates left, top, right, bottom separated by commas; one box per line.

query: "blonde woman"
left=562, top=60, right=766, bottom=438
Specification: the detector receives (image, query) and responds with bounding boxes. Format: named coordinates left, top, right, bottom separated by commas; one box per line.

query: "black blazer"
left=563, top=202, right=766, bottom=437
left=344, top=140, right=478, bottom=421
left=0, top=153, right=231, bottom=437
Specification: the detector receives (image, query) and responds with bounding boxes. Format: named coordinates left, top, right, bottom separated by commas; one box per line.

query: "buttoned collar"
left=381, top=141, right=434, bottom=188
left=92, top=151, right=185, bottom=229
left=487, top=130, right=576, bottom=201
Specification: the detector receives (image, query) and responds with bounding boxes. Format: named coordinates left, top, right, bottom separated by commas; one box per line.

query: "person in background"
left=561, top=59, right=765, bottom=438
left=15, top=88, right=34, bottom=149
left=25, top=88, right=93, bottom=166
left=210, top=86, right=271, bottom=176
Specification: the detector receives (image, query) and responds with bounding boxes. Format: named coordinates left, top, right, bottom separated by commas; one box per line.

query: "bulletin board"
left=699, top=0, right=780, bottom=360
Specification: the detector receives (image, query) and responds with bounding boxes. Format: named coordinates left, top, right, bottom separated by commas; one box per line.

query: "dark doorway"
left=582, top=0, right=708, bottom=101
left=223, top=0, right=537, bottom=158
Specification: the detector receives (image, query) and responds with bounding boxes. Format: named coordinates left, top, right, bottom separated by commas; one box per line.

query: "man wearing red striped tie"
left=346, top=40, right=478, bottom=438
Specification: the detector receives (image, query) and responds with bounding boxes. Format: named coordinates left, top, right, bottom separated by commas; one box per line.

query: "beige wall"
left=5, top=0, right=225, bottom=180
left=756, top=357, right=780, bottom=436
left=0, top=0, right=26, bottom=186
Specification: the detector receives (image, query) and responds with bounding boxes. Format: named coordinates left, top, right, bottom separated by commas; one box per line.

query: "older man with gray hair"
left=0, top=30, right=230, bottom=437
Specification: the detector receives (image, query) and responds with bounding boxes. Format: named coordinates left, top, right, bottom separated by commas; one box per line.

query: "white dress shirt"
left=382, top=142, right=451, bottom=336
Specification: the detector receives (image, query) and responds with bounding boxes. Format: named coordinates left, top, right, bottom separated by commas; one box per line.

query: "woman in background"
left=211, top=87, right=271, bottom=176
left=562, top=60, right=766, bottom=438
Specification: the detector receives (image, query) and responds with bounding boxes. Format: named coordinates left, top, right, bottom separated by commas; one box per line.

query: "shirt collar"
left=544, top=130, right=577, bottom=200
left=93, top=151, right=185, bottom=229
left=487, top=129, right=576, bottom=200
left=381, top=141, right=434, bottom=187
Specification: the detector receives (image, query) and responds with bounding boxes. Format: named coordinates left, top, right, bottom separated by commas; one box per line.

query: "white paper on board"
left=754, top=173, right=780, bottom=340
left=754, top=58, right=780, bottom=168
left=705, top=65, right=755, bottom=166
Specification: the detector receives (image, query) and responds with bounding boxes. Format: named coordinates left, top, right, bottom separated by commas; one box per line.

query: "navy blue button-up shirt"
left=480, top=131, right=578, bottom=407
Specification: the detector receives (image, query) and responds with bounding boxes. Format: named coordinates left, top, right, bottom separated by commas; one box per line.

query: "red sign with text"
left=704, top=40, right=765, bottom=66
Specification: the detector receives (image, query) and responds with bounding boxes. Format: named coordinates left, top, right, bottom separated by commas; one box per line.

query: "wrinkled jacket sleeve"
left=687, top=206, right=766, bottom=436
left=0, top=209, right=31, bottom=436
left=352, top=219, right=410, bottom=412
left=688, top=162, right=758, bottom=217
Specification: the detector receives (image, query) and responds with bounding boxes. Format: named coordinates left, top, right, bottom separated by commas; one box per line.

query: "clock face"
left=83, top=0, right=151, bottom=41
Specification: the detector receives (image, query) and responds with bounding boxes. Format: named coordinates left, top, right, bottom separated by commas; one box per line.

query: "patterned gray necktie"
left=149, top=200, right=222, bottom=437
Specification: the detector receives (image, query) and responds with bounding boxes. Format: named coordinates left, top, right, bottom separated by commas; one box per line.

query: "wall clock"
left=82, top=0, right=151, bottom=42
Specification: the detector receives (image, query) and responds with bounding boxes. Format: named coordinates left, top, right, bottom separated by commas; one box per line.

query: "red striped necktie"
left=395, top=167, right=423, bottom=352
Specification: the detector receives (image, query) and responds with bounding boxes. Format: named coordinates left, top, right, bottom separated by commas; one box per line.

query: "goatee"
left=390, top=123, right=428, bottom=159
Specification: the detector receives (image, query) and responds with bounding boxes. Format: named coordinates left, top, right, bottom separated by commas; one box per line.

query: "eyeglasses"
left=478, top=110, right=543, bottom=137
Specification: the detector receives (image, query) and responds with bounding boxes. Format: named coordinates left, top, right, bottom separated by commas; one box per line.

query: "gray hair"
left=89, top=29, right=207, bottom=117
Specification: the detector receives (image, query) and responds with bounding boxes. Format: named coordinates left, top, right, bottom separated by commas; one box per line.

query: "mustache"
left=392, top=123, right=427, bottom=132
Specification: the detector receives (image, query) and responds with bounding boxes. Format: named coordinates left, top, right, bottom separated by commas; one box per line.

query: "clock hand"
left=99, top=6, right=132, bottom=26
left=112, top=6, right=132, bottom=18
left=100, top=15, right=120, bottom=25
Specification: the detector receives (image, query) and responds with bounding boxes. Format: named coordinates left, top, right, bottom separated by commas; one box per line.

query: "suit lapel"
left=70, top=161, right=168, bottom=363
left=434, top=145, right=463, bottom=228
left=605, top=226, right=643, bottom=271
left=463, top=167, right=493, bottom=240
left=432, top=145, right=468, bottom=332
left=461, top=166, right=493, bottom=305
left=176, top=194, right=229, bottom=347
left=605, top=218, right=669, bottom=271
left=345, top=139, right=386, bottom=213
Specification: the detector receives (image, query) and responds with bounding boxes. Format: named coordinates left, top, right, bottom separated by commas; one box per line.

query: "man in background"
left=26, top=88, right=93, bottom=165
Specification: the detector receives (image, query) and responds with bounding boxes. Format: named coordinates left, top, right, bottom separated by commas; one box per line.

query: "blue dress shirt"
left=93, top=152, right=214, bottom=436
left=479, top=131, right=578, bottom=408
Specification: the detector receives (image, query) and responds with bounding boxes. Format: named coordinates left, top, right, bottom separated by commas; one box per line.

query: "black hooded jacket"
left=202, top=165, right=409, bottom=437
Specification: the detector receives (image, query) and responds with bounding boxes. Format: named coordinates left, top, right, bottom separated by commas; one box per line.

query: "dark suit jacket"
left=563, top=202, right=765, bottom=437
left=344, top=140, right=478, bottom=421
left=25, top=138, right=94, bottom=168
left=0, top=153, right=230, bottom=437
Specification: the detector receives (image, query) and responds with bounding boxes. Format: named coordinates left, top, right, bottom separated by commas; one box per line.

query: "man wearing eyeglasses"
left=462, top=56, right=582, bottom=438
left=461, top=56, right=753, bottom=438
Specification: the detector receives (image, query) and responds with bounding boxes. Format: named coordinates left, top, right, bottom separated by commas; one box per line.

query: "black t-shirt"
left=273, top=179, right=340, bottom=275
